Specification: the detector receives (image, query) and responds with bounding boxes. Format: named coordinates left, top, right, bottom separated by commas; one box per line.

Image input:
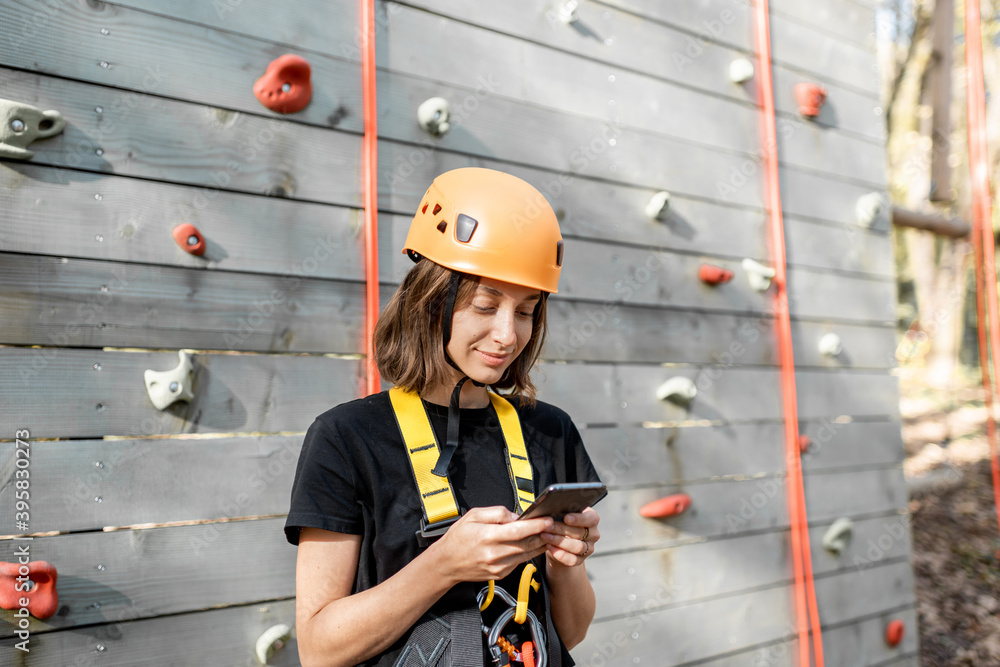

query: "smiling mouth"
left=476, top=350, right=510, bottom=366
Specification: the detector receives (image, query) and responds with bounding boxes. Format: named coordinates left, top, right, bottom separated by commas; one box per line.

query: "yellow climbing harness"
left=389, top=386, right=546, bottom=666
left=389, top=386, right=536, bottom=539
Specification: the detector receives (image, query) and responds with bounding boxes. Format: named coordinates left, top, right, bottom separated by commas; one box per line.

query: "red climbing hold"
left=254, top=54, right=313, bottom=114
left=699, top=264, right=734, bottom=285
left=0, top=560, right=59, bottom=620
left=639, top=493, right=691, bottom=519
left=172, top=223, right=206, bottom=256
left=798, top=434, right=812, bottom=452
left=885, top=619, right=905, bottom=647
left=794, top=83, right=827, bottom=118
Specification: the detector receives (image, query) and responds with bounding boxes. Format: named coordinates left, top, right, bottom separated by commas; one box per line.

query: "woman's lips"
left=476, top=350, right=510, bottom=367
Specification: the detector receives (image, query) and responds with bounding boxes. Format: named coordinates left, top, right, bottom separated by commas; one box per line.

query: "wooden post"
left=929, top=0, right=955, bottom=201
left=892, top=205, right=970, bottom=236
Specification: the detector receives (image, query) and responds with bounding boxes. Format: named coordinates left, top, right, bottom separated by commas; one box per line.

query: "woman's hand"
left=429, top=506, right=555, bottom=585
left=540, top=507, right=601, bottom=567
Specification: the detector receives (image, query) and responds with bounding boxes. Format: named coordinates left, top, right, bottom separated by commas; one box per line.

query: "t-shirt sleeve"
left=284, top=416, right=364, bottom=545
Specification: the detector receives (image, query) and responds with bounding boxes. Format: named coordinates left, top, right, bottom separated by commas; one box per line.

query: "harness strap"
left=394, top=602, right=482, bottom=667
left=390, top=386, right=536, bottom=528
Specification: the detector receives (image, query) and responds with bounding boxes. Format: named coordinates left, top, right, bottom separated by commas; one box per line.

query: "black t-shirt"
left=285, top=390, right=601, bottom=666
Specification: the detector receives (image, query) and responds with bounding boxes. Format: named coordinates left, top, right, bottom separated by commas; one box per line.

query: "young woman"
left=285, top=168, right=602, bottom=667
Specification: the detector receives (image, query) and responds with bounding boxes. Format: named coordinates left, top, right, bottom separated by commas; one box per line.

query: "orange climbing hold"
left=794, top=82, right=826, bottom=117
left=254, top=54, right=313, bottom=114
left=639, top=493, right=691, bottom=518
left=798, top=434, right=812, bottom=452
left=172, top=223, right=206, bottom=256
left=0, top=560, right=59, bottom=620
left=699, top=264, right=734, bottom=285
left=885, top=619, right=905, bottom=647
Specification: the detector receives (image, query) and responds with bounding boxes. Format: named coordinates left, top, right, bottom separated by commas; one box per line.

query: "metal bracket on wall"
left=0, top=98, right=65, bottom=160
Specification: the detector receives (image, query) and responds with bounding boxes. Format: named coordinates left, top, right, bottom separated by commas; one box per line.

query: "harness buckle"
left=415, top=514, right=461, bottom=548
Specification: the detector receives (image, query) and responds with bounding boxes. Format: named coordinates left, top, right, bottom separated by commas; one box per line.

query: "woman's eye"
left=516, top=310, right=534, bottom=319
left=473, top=304, right=495, bottom=314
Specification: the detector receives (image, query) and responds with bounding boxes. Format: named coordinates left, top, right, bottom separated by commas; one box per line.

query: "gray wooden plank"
left=0, top=519, right=294, bottom=637
left=785, top=214, right=894, bottom=278
left=0, top=68, right=362, bottom=207
left=0, top=226, right=896, bottom=362
left=3, top=63, right=882, bottom=255
left=1, top=162, right=890, bottom=288
left=574, top=365, right=900, bottom=428
left=0, top=598, right=299, bottom=666
left=598, top=0, right=880, bottom=95
left=0, top=253, right=366, bottom=353
left=769, top=11, right=880, bottom=95
left=0, top=0, right=363, bottom=131
left=0, top=355, right=900, bottom=440
left=573, top=560, right=914, bottom=666
left=111, top=0, right=357, bottom=59
left=589, top=513, right=912, bottom=621
left=0, top=348, right=360, bottom=439
left=595, top=467, right=906, bottom=553
left=0, top=163, right=364, bottom=280
left=780, top=166, right=889, bottom=228
left=771, top=0, right=876, bottom=48
left=380, top=4, right=760, bottom=155
left=0, top=436, right=301, bottom=534
left=696, top=606, right=919, bottom=667
left=586, top=418, right=905, bottom=489
left=0, top=235, right=417, bottom=353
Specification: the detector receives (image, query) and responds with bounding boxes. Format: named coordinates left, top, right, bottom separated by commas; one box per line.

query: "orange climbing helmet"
left=402, top=167, right=563, bottom=293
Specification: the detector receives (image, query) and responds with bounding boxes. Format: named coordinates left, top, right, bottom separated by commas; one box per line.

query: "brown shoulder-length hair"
left=373, top=259, right=548, bottom=405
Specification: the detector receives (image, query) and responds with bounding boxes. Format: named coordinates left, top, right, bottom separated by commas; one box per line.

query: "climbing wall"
left=0, top=0, right=917, bottom=665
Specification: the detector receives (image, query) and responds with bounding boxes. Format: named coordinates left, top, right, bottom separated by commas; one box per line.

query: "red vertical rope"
left=964, top=0, right=1000, bottom=535
left=361, top=0, right=381, bottom=396
left=751, top=2, right=824, bottom=664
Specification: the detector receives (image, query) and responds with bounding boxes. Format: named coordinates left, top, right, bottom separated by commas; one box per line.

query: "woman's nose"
left=491, top=309, right=517, bottom=347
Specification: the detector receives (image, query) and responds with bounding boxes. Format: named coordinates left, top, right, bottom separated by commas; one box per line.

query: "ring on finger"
left=582, top=527, right=590, bottom=542
left=582, top=541, right=590, bottom=557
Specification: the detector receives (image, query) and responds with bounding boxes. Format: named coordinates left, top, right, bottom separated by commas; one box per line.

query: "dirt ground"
left=900, top=371, right=1000, bottom=665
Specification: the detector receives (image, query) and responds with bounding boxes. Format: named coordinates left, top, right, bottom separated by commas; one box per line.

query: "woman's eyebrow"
left=478, top=285, right=541, bottom=302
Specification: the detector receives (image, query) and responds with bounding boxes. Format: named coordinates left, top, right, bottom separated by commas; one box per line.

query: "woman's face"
left=446, top=276, right=540, bottom=385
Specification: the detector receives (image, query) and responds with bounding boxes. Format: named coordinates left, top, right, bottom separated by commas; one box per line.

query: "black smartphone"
left=516, top=482, right=608, bottom=521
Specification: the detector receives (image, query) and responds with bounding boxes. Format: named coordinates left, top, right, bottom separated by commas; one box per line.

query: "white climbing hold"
left=856, top=191, right=889, bottom=229
left=255, top=624, right=293, bottom=665
left=729, top=58, right=755, bottom=84
left=143, top=350, right=196, bottom=410
left=644, top=191, right=671, bottom=220
left=417, top=97, right=451, bottom=137
left=558, top=0, right=580, bottom=23
left=655, top=376, right=697, bottom=405
left=818, top=333, right=843, bottom=357
left=822, top=517, right=854, bottom=556
left=741, top=258, right=776, bottom=292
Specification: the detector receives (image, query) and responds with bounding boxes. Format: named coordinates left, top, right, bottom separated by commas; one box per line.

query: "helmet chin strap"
left=433, top=271, right=485, bottom=478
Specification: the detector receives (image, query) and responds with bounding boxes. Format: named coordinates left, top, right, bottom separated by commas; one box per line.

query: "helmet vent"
left=421, top=203, right=428, bottom=214
left=436, top=220, right=448, bottom=233
left=432, top=203, right=442, bottom=215
left=555, top=240, right=564, bottom=267
left=455, top=214, right=478, bottom=243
